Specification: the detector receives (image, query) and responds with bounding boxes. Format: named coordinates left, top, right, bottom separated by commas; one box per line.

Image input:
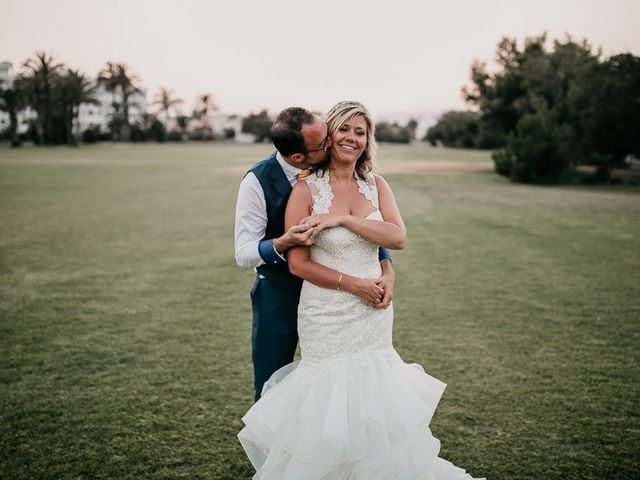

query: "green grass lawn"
left=1, top=142, right=638, bottom=479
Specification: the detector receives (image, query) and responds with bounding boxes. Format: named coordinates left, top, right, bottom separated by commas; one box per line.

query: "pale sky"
left=2, top=0, right=639, bottom=120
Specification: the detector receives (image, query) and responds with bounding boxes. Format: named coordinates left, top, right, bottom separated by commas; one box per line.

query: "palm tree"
left=195, top=92, right=218, bottom=129
left=0, top=79, right=26, bottom=147
left=151, top=87, right=183, bottom=130
left=115, top=63, right=140, bottom=141
left=98, top=62, right=122, bottom=140
left=58, top=69, right=99, bottom=145
left=176, top=115, right=189, bottom=141
left=19, top=51, right=63, bottom=144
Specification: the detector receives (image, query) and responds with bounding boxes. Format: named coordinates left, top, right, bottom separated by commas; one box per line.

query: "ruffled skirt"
left=238, top=348, right=483, bottom=479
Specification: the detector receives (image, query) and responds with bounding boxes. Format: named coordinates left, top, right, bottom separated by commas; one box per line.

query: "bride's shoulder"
left=370, top=172, right=388, bottom=188
left=291, top=179, right=313, bottom=201
left=371, top=174, right=395, bottom=197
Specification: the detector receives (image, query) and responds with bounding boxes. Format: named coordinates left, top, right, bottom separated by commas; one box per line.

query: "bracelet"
left=337, top=273, right=343, bottom=291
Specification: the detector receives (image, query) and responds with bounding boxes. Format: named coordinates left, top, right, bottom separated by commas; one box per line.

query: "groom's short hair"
left=270, top=107, right=316, bottom=156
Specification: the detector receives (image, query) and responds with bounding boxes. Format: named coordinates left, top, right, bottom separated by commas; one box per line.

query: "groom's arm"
left=234, top=173, right=269, bottom=268
left=234, top=173, right=316, bottom=268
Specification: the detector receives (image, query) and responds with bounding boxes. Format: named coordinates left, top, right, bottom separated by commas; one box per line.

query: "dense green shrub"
left=146, top=119, right=166, bottom=143
left=464, top=34, right=640, bottom=183
left=425, top=111, right=480, bottom=148
left=167, top=130, right=183, bottom=142
left=82, top=128, right=100, bottom=144
left=375, top=122, right=412, bottom=143
left=129, top=125, right=146, bottom=142
left=242, top=110, right=272, bottom=142
left=492, top=149, right=513, bottom=177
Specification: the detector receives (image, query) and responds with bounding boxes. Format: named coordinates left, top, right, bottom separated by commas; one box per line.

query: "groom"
left=234, top=107, right=395, bottom=401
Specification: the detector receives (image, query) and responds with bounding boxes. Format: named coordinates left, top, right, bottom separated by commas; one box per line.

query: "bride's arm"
left=286, top=182, right=384, bottom=307
left=303, top=175, right=407, bottom=250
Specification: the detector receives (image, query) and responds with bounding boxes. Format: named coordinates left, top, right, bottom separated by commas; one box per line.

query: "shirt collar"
left=276, top=151, right=304, bottom=182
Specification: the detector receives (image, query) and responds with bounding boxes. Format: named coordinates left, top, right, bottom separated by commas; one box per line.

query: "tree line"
left=241, top=110, right=418, bottom=145
left=0, top=51, right=222, bottom=146
left=426, top=34, right=640, bottom=182
left=1, top=51, right=424, bottom=148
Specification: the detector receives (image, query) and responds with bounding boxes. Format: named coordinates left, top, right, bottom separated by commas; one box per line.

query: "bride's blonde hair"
left=320, top=100, right=378, bottom=179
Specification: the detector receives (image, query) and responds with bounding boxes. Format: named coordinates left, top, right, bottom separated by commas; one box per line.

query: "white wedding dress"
left=238, top=172, right=483, bottom=480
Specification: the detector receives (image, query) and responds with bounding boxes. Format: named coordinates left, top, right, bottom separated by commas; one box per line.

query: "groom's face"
left=300, top=118, right=331, bottom=166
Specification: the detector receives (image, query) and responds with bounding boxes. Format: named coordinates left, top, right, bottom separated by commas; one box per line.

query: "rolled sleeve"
left=258, top=239, right=287, bottom=265
left=378, top=247, right=392, bottom=262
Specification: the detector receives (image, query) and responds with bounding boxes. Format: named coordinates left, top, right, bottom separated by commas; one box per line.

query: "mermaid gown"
left=238, top=171, right=483, bottom=479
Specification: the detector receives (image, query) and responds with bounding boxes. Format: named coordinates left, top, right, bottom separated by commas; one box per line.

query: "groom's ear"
left=290, top=153, right=305, bottom=164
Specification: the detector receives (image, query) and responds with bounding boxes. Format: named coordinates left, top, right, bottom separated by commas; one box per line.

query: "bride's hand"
left=343, top=277, right=384, bottom=307
left=299, top=214, right=345, bottom=235
left=374, top=266, right=395, bottom=309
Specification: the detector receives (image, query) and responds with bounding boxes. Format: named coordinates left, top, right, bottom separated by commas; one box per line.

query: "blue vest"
left=249, top=153, right=303, bottom=288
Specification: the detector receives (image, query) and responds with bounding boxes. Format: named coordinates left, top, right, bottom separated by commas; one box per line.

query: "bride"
left=238, top=101, right=484, bottom=479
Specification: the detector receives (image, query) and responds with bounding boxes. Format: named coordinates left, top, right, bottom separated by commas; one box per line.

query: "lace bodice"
left=303, top=171, right=381, bottom=279
left=306, top=170, right=379, bottom=215
left=297, top=171, right=393, bottom=369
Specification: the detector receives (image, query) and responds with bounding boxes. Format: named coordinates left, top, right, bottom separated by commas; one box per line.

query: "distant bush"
left=167, top=130, right=183, bottom=142
left=375, top=122, right=412, bottom=143
left=146, top=119, right=166, bottom=143
left=242, top=110, right=272, bottom=143
left=425, top=111, right=482, bottom=148
left=82, top=128, right=100, bottom=144
left=189, top=128, right=214, bottom=141
left=129, top=125, right=146, bottom=142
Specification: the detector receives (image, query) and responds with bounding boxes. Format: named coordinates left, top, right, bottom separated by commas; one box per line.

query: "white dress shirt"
left=234, top=152, right=304, bottom=269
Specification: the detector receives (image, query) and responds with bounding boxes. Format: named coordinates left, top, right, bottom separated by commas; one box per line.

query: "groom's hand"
left=274, top=223, right=316, bottom=253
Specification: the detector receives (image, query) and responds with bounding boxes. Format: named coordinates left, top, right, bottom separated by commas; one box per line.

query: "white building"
left=209, top=112, right=254, bottom=142
left=0, top=61, right=11, bottom=89
left=76, top=83, right=147, bottom=135
left=0, top=62, right=36, bottom=135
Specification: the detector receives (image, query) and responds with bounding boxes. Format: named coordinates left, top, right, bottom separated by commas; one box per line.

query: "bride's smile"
left=330, top=114, right=367, bottom=163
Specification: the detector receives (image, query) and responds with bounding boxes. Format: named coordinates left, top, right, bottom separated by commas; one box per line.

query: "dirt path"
left=378, top=160, right=493, bottom=174
left=218, top=160, right=494, bottom=176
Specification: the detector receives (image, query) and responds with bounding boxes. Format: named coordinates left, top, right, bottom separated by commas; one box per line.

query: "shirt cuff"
left=258, top=239, right=287, bottom=265
left=378, top=247, right=392, bottom=262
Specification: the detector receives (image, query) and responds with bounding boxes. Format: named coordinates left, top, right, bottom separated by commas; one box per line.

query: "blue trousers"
left=250, top=275, right=301, bottom=402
